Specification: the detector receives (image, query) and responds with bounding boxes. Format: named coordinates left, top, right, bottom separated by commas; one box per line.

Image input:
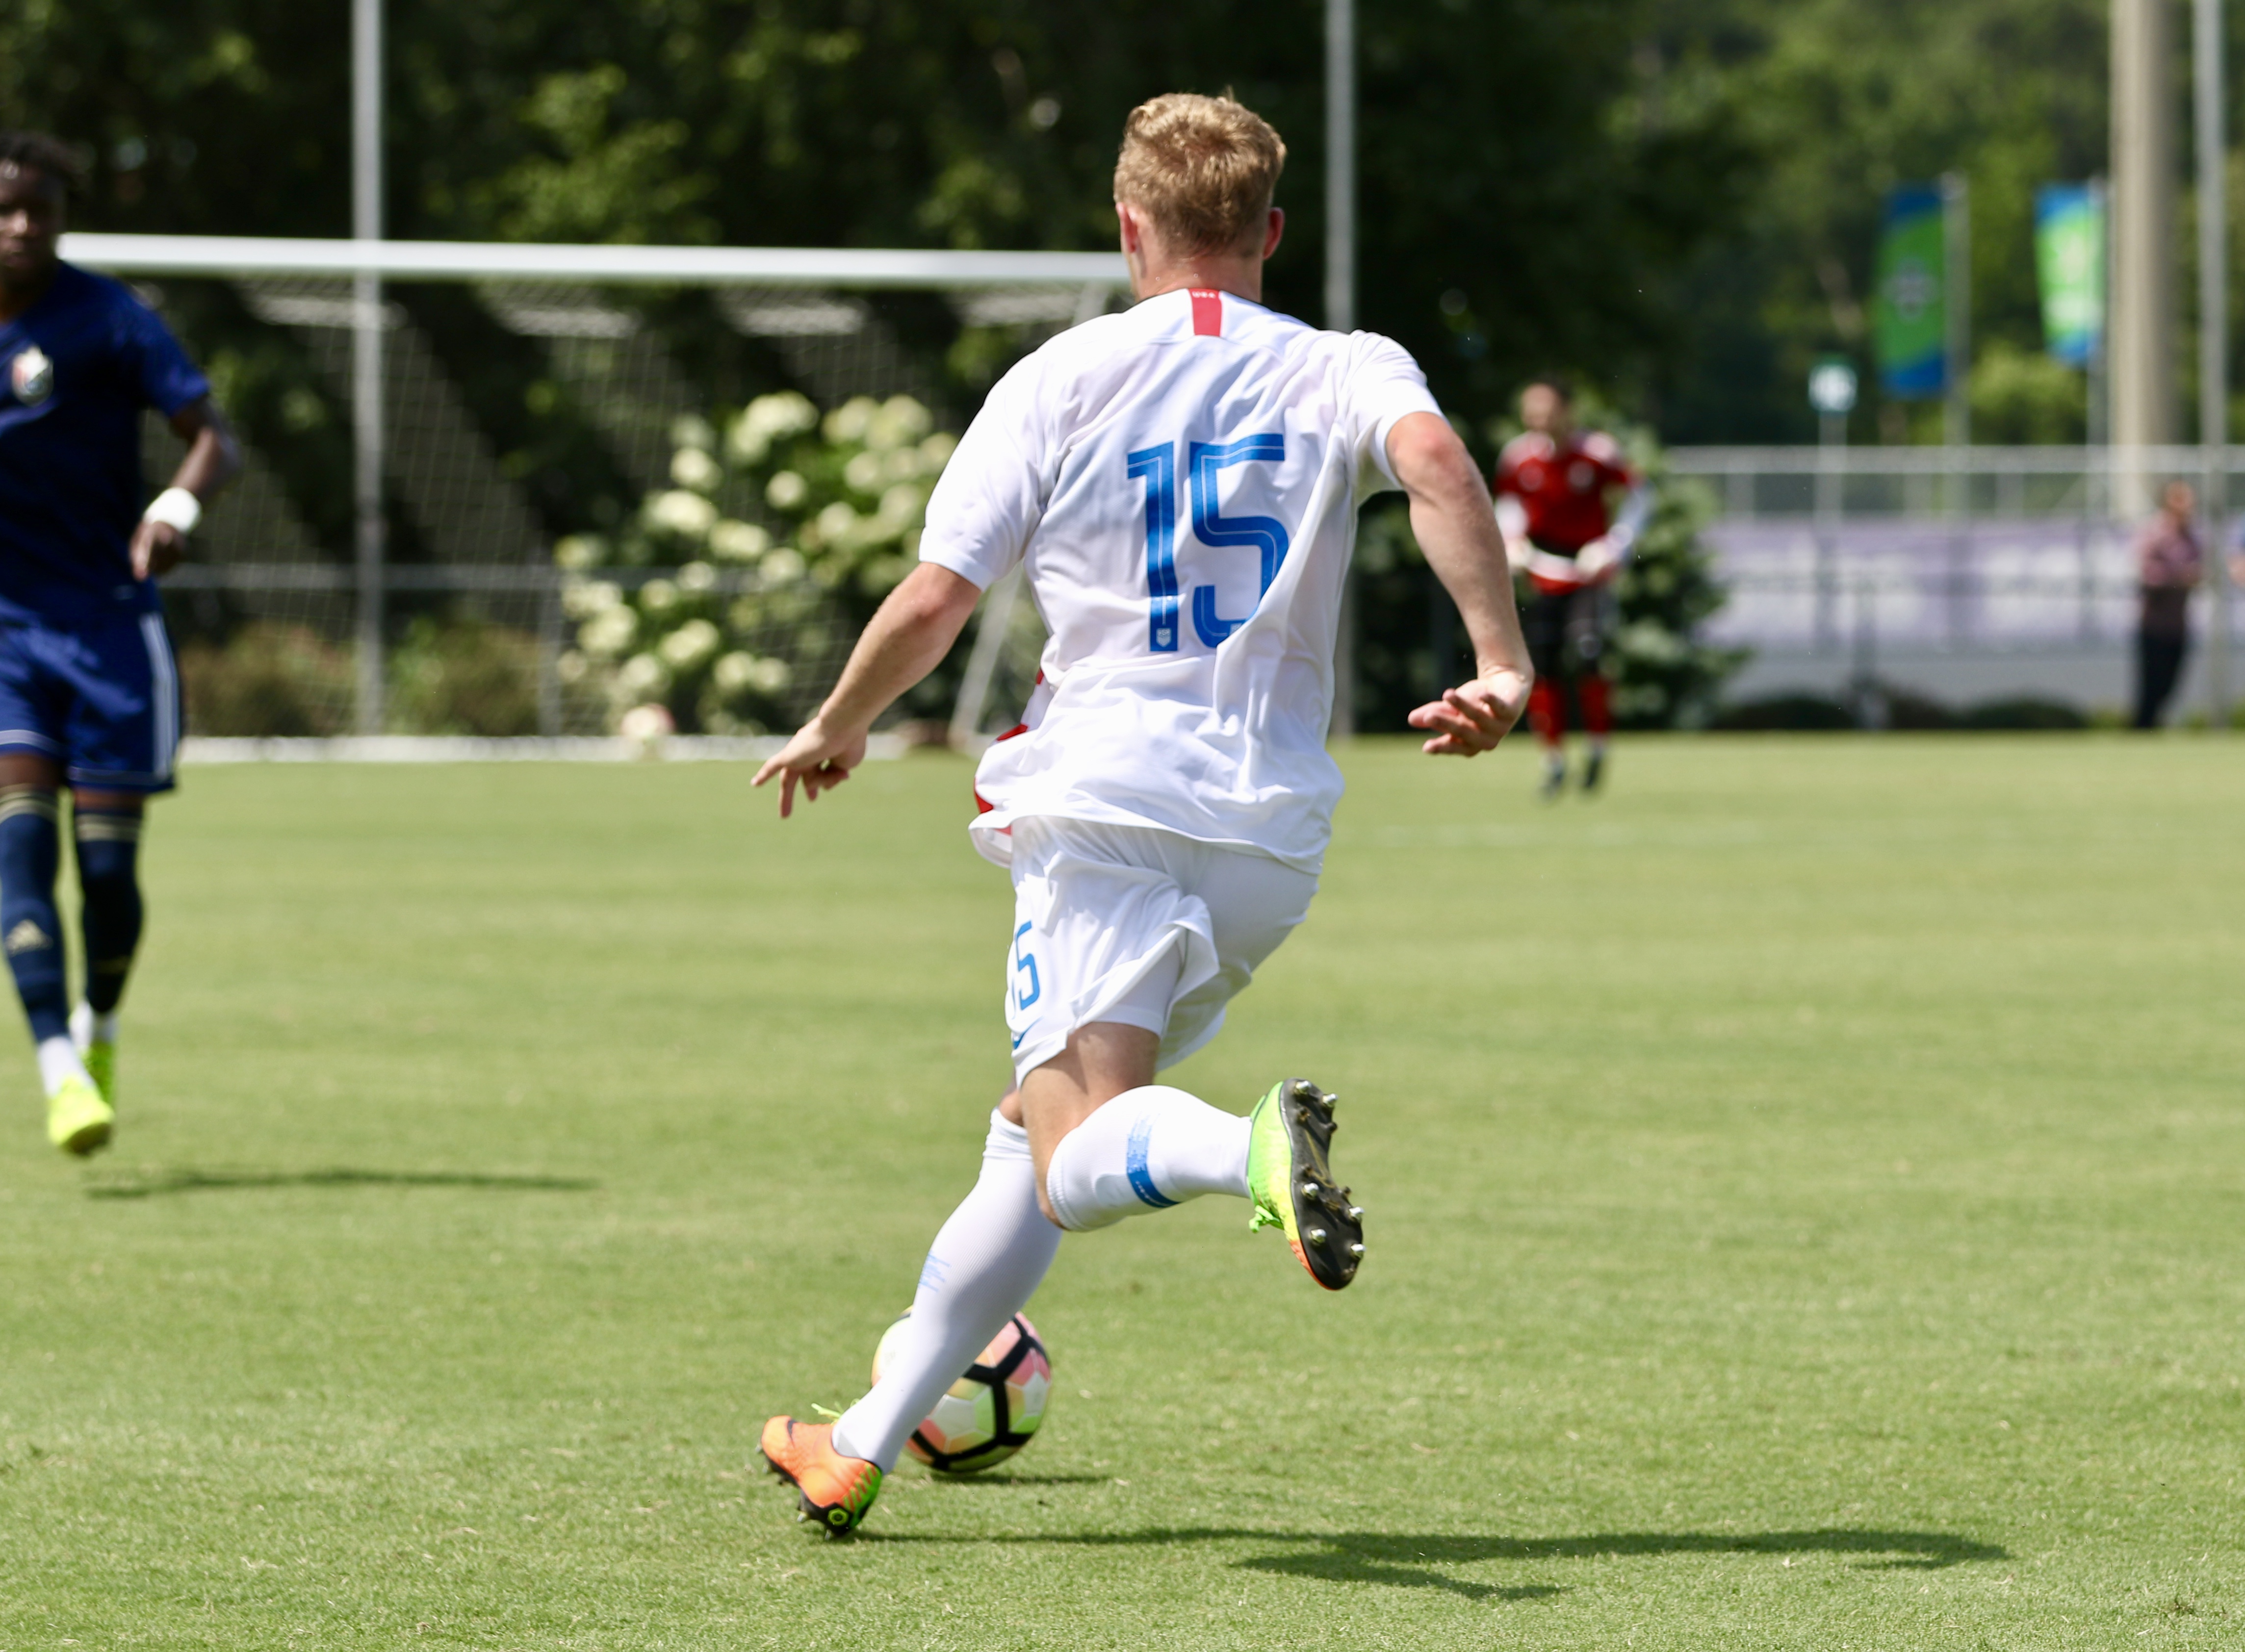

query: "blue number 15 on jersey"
left=1127, top=435, right=1292, bottom=652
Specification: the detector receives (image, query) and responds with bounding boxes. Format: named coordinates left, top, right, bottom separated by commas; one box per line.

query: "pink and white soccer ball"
left=870, top=1311, right=1051, bottom=1473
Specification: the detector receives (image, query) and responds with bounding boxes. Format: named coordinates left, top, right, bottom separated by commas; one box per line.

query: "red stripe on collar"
left=1189, top=289, right=1223, bottom=337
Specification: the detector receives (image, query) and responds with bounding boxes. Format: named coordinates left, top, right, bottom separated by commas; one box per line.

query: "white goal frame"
left=63, top=233, right=1118, bottom=750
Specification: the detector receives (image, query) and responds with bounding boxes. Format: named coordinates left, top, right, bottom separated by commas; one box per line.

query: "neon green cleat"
left=1246, top=1076, right=1364, bottom=1291
left=83, top=1040, right=115, bottom=1107
left=70, top=1004, right=115, bottom=1106
left=47, top=1075, right=113, bottom=1157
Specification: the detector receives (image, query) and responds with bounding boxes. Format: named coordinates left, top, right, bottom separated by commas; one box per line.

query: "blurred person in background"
left=0, top=130, right=240, bottom=1154
left=2132, top=479, right=2203, bottom=730
left=1494, top=379, right=1647, bottom=796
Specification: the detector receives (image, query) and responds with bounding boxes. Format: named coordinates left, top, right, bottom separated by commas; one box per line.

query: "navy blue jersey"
left=0, top=263, right=210, bottom=627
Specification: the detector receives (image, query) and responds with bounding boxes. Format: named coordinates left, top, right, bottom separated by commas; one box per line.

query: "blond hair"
left=1113, top=93, right=1287, bottom=254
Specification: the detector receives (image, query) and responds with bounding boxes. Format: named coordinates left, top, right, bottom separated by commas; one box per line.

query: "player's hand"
left=130, top=520, right=185, bottom=581
left=752, top=716, right=868, bottom=818
left=1407, top=671, right=1531, bottom=757
left=1574, top=537, right=1618, bottom=582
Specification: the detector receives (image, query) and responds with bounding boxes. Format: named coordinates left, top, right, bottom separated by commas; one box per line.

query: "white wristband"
left=142, top=486, right=202, bottom=537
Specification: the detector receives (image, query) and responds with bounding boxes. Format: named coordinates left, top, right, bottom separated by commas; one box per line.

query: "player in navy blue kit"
left=0, top=133, right=240, bottom=1154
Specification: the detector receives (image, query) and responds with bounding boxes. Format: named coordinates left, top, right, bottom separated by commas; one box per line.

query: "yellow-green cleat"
left=47, top=1074, right=113, bottom=1157
left=1246, top=1076, right=1364, bottom=1291
left=70, top=1004, right=115, bottom=1106
left=83, top=1040, right=115, bottom=1108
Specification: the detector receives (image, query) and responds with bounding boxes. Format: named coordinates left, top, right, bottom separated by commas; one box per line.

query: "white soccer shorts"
left=1002, top=815, right=1318, bottom=1085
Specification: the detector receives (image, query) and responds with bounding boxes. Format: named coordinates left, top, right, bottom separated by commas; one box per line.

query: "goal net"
left=67, top=234, right=1121, bottom=745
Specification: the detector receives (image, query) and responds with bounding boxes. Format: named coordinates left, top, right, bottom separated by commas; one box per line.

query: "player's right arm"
left=751, top=562, right=983, bottom=817
left=1387, top=412, right=1534, bottom=757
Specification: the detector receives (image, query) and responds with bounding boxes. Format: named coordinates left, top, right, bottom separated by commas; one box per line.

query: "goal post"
left=63, top=232, right=1120, bottom=747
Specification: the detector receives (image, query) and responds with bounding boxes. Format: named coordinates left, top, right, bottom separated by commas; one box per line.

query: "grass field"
left=2, top=737, right=2241, bottom=1649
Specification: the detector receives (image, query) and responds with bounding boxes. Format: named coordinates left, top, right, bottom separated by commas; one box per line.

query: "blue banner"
left=1873, top=184, right=1948, bottom=399
left=2034, top=184, right=2104, bottom=368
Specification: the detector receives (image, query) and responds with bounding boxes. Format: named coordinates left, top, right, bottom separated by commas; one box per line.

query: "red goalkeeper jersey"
left=1495, top=431, right=1636, bottom=551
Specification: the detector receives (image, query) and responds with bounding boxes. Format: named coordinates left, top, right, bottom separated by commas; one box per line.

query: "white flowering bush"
left=554, top=391, right=958, bottom=734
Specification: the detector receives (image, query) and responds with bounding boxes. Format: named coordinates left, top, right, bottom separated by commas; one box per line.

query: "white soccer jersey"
left=920, top=286, right=1442, bottom=873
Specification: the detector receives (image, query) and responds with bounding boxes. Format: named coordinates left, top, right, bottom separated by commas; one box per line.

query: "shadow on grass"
left=865, top=1526, right=2005, bottom=1599
left=920, top=1473, right=1115, bottom=1488
left=83, top=1167, right=599, bottom=1200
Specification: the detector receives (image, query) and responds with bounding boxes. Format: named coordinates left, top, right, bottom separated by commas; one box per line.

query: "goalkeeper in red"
left=1494, top=379, right=1648, bottom=795
left=750, top=92, right=1533, bottom=1533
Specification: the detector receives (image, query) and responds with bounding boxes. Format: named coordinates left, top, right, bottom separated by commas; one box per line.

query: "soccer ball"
left=870, top=1311, right=1051, bottom=1474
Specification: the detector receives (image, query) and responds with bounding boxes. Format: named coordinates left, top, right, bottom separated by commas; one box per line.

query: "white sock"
left=37, top=1035, right=91, bottom=1096
left=831, top=1108, right=1061, bottom=1474
left=1043, top=1084, right=1251, bottom=1232
left=69, top=1003, right=117, bottom=1051
left=1545, top=750, right=1567, bottom=777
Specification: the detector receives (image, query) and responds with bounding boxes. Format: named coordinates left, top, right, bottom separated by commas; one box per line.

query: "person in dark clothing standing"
left=2133, top=480, right=2203, bottom=730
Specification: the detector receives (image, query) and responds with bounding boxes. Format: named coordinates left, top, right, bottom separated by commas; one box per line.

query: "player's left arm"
left=131, top=397, right=243, bottom=580
left=750, top=562, right=983, bottom=817
left=1387, top=412, right=1534, bottom=756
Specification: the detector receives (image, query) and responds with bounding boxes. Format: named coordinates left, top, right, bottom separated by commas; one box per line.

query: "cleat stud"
left=1292, top=1079, right=1318, bottom=1097
left=1307, top=1226, right=1328, bottom=1245
left=1347, top=1205, right=1364, bottom=1221
left=1349, top=1242, right=1366, bottom=1257
left=1301, top=1180, right=1319, bottom=1197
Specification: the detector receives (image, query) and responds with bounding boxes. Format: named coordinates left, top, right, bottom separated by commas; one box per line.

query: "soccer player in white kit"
left=753, top=93, right=1533, bottom=1533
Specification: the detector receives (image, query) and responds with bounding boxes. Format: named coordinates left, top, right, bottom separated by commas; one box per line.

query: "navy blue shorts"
left=0, top=610, right=181, bottom=793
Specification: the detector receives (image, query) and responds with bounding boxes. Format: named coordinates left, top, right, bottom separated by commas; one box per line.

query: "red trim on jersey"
left=1189, top=289, right=1223, bottom=336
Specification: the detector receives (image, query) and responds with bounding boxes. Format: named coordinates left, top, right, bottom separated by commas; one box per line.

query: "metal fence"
left=1668, top=446, right=2240, bottom=675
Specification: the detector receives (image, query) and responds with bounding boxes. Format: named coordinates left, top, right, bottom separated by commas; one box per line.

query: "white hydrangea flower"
left=553, top=534, right=602, bottom=570
left=671, top=447, right=723, bottom=492
left=647, top=489, right=718, bottom=537
left=678, top=560, right=718, bottom=593
left=709, top=519, right=771, bottom=562
left=766, top=470, right=809, bottom=510
left=618, top=701, right=675, bottom=743
left=746, top=656, right=791, bottom=694
left=815, top=501, right=859, bottom=544
left=843, top=450, right=885, bottom=494
left=824, top=395, right=879, bottom=445
left=865, top=395, right=932, bottom=452
left=618, top=654, right=671, bottom=699
left=579, top=607, right=638, bottom=659
left=759, top=546, right=807, bottom=586
left=556, top=649, right=590, bottom=685
left=659, top=618, right=722, bottom=671
left=881, top=446, right=924, bottom=484
left=639, top=578, right=680, bottom=616
left=917, top=432, right=958, bottom=470
left=562, top=578, right=623, bottom=620
left=877, top=482, right=925, bottom=526
left=726, top=390, right=818, bottom=465
left=711, top=651, right=758, bottom=694
left=670, top=413, right=717, bottom=452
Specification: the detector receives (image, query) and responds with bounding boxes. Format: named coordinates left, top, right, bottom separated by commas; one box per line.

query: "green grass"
left=2, top=737, right=2242, bottom=1649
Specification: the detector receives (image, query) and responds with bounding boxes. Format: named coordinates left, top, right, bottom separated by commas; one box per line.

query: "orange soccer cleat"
left=759, top=1416, right=883, bottom=1534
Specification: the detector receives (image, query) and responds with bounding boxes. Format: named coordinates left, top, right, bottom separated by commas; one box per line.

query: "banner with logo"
left=2034, top=184, right=2104, bottom=367
left=1874, top=184, right=1948, bottom=398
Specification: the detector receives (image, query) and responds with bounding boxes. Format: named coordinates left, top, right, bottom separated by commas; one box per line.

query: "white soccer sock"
left=1043, top=1084, right=1251, bottom=1233
left=70, top=1003, right=117, bottom=1050
left=36, top=1035, right=91, bottom=1097
left=831, top=1108, right=1060, bottom=1474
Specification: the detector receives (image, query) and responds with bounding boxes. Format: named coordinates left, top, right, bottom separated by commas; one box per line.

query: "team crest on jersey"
left=9, top=345, right=53, bottom=407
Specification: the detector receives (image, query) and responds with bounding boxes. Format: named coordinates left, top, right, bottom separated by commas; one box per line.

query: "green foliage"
left=176, top=622, right=354, bottom=738
left=386, top=615, right=546, bottom=737
left=558, top=392, right=957, bottom=734
left=0, top=0, right=1752, bottom=440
